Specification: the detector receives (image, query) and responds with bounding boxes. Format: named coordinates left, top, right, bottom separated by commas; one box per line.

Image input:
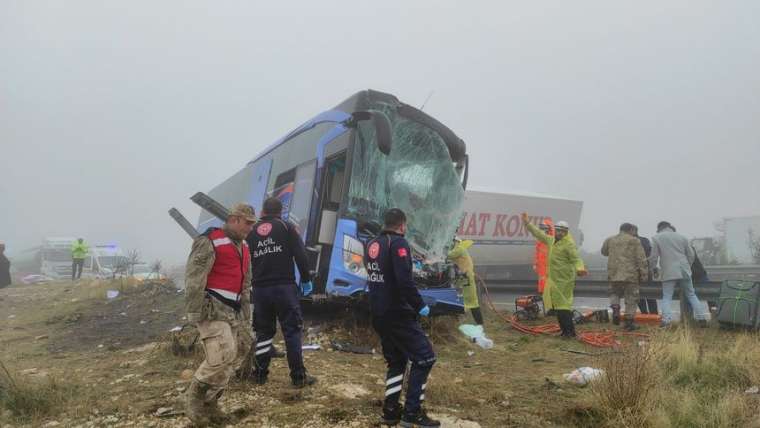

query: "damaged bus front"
left=197, top=90, right=468, bottom=314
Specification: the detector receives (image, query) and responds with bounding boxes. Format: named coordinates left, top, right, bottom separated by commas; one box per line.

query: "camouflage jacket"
left=601, top=232, right=648, bottom=283
left=184, top=233, right=251, bottom=323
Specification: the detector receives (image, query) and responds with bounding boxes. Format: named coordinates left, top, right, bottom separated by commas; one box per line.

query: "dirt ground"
left=0, top=279, right=651, bottom=427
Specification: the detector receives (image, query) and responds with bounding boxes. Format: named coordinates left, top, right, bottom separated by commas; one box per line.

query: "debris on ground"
left=331, top=340, right=373, bottom=354
left=563, top=367, right=604, bottom=386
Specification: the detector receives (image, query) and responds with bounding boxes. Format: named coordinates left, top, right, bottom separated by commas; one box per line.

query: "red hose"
left=476, top=275, right=649, bottom=348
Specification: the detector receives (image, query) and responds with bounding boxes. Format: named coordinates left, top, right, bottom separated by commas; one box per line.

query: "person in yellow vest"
left=521, top=213, right=587, bottom=338
left=448, top=237, right=483, bottom=325
left=70, top=238, right=89, bottom=280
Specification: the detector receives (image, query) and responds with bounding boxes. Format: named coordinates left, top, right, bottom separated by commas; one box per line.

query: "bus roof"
left=246, top=89, right=467, bottom=166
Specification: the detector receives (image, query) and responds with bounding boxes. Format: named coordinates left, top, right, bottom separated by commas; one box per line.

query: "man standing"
left=184, top=204, right=256, bottom=426
left=70, top=238, right=89, bottom=280
left=447, top=237, right=483, bottom=326
left=650, top=221, right=708, bottom=327
left=247, top=197, right=315, bottom=387
left=601, top=223, right=648, bottom=331
left=633, top=225, right=658, bottom=314
left=366, top=208, right=439, bottom=428
left=522, top=213, right=587, bottom=338
left=0, top=243, right=11, bottom=288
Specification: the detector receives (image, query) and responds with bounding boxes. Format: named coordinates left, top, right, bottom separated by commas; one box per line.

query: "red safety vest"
left=205, top=228, right=249, bottom=307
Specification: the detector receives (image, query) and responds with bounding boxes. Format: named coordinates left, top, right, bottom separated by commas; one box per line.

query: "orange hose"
left=476, top=275, right=649, bottom=348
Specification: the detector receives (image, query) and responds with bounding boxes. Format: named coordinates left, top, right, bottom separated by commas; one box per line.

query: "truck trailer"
left=458, top=189, right=584, bottom=281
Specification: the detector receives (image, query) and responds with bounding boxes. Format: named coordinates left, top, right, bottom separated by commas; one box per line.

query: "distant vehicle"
left=458, top=190, right=584, bottom=281
left=87, top=245, right=129, bottom=278
left=130, top=263, right=167, bottom=282
left=40, top=237, right=76, bottom=279
left=183, top=90, right=469, bottom=314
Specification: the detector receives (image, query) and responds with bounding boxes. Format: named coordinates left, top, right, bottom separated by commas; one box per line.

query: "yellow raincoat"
left=525, top=223, right=585, bottom=310
left=447, top=240, right=479, bottom=309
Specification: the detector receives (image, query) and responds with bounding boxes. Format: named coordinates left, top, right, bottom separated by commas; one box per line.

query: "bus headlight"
left=342, top=235, right=367, bottom=279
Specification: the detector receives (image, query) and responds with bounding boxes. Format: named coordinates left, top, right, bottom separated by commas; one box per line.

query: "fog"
left=2, top=1, right=759, bottom=265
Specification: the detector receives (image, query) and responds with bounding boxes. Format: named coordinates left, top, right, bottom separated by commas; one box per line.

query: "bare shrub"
left=590, top=345, right=658, bottom=427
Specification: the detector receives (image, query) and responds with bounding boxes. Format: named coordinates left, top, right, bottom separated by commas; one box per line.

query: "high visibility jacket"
left=526, top=223, right=585, bottom=310
left=533, top=220, right=554, bottom=293
left=70, top=241, right=89, bottom=259
left=447, top=240, right=479, bottom=309
left=205, top=228, right=250, bottom=310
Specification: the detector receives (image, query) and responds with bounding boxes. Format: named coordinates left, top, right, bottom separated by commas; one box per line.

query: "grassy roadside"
left=2, top=280, right=759, bottom=427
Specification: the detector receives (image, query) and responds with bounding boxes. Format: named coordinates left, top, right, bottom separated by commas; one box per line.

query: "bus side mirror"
left=349, top=111, right=392, bottom=155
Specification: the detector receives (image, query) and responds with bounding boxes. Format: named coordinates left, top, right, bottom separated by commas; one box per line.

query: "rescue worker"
left=601, top=223, right=648, bottom=331
left=183, top=203, right=256, bottom=426
left=633, top=225, right=658, bottom=314
left=534, top=219, right=554, bottom=294
left=447, top=237, right=483, bottom=325
left=650, top=221, right=708, bottom=327
left=366, top=208, right=440, bottom=428
left=70, top=238, right=89, bottom=280
left=521, top=213, right=587, bottom=338
left=247, top=197, right=315, bottom=387
left=0, top=243, right=11, bottom=288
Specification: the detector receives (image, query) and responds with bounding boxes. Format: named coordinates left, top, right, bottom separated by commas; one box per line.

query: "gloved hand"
left=300, top=281, right=314, bottom=297
left=418, top=305, right=430, bottom=317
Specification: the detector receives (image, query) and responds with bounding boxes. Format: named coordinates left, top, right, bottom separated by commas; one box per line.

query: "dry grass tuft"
left=0, top=360, right=76, bottom=422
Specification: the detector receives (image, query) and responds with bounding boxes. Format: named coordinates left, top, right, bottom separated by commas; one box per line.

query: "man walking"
left=601, top=223, right=648, bottom=331
left=247, top=197, right=315, bottom=387
left=366, top=208, right=439, bottom=428
left=70, top=238, right=89, bottom=280
left=183, top=203, right=256, bottom=426
left=0, top=243, right=11, bottom=288
left=650, top=221, right=708, bottom=327
left=522, top=213, right=587, bottom=338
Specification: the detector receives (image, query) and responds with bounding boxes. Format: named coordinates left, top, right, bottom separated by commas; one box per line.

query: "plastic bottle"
left=475, top=336, right=493, bottom=349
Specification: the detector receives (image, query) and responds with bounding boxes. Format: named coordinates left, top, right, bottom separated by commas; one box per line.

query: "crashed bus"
left=180, top=90, right=469, bottom=314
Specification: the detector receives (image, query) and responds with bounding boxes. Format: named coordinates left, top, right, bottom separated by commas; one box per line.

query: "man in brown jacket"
left=601, top=223, right=648, bottom=331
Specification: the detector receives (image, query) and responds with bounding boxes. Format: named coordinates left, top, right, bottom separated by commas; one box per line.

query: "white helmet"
left=555, top=221, right=570, bottom=231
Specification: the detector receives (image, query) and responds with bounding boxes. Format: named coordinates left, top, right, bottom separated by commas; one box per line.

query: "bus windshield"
left=346, top=102, right=464, bottom=261
left=42, top=249, right=72, bottom=262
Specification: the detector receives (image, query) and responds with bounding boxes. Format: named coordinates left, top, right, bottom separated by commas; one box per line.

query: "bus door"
left=307, top=132, right=350, bottom=294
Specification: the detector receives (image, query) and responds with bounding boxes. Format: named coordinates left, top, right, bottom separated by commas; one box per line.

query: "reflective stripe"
left=256, top=339, right=273, bottom=348
left=208, top=288, right=240, bottom=301
left=255, top=347, right=271, bottom=356
left=212, top=237, right=232, bottom=247
left=386, top=375, right=403, bottom=386
left=385, top=385, right=402, bottom=396
left=421, top=383, right=427, bottom=390
left=420, top=394, right=425, bottom=400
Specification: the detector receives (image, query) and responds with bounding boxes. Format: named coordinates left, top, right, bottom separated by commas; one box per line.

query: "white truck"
left=458, top=189, right=584, bottom=280
left=38, top=239, right=128, bottom=280
left=40, top=237, right=77, bottom=279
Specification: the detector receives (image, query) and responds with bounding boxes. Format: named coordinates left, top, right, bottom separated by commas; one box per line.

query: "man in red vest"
left=183, top=203, right=256, bottom=426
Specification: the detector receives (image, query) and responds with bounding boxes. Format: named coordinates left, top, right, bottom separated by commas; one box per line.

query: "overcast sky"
left=2, top=1, right=759, bottom=265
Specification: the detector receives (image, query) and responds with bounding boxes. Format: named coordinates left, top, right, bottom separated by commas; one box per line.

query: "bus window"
left=267, top=122, right=336, bottom=194
left=325, top=154, right=346, bottom=209
left=271, top=169, right=296, bottom=220
left=290, top=160, right=317, bottom=237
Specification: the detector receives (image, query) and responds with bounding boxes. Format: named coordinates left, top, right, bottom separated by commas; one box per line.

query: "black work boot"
left=623, top=317, right=639, bottom=332
left=380, top=402, right=402, bottom=426
left=291, top=372, right=317, bottom=388
left=400, top=409, right=441, bottom=428
left=611, top=304, right=621, bottom=326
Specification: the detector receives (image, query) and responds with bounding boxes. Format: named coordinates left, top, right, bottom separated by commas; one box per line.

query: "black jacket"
left=0, top=254, right=10, bottom=287
left=247, top=216, right=311, bottom=288
left=364, top=231, right=425, bottom=317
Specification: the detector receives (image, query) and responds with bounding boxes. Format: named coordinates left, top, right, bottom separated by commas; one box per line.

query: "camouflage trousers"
left=193, top=298, right=252, bottom=395
left=609, top=281, right=640, bottom=317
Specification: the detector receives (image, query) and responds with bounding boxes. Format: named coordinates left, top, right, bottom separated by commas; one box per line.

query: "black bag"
left=716, top=280, right=760, bottom=329
left=691, top=252, right=708, bottom=282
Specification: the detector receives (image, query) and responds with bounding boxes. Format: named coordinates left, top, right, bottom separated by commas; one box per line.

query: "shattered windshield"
left=346, top=102, right=464, bottom=261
